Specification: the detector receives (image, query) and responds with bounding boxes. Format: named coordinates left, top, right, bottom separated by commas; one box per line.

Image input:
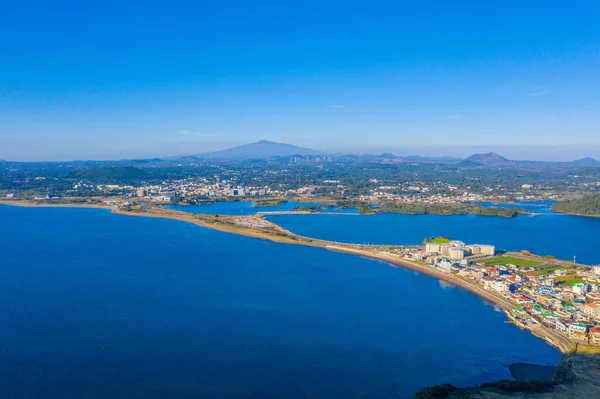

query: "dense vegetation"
left=291, top=205, right=334, bottom=211
left=552, top=193, right=600, bottom=216
left=250, top=199, right=287, bottom=208
left=424, top=236, right=451, bottom=244
left=67, top=166, right=149, bottom=181
left=337, top=201, right=374, bottom=214
left=3, top=155, right=600, bottom=200
left=337, top=201, right=527, bottom=217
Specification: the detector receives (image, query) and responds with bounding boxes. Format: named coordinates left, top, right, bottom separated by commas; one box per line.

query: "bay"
left=167, top=201, right=332, bottom=215
left=267, top=204, right=600, bottom=265
left=0, top=205, right=562, bottom=398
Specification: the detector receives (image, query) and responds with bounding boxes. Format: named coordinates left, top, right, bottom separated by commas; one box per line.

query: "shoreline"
left=551, top=209, right=600, bottom=218
left=175, top=197, right=529, bottom=218
left=327, top=245, right=574, bottom=354
left=0, top=200, right=577, bottom=354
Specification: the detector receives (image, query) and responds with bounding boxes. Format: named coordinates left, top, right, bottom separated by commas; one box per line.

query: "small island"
left=249, top=199, right=288, bottom=208
left=337, top=200, right=528, bottom=218
left=290, top=204, right=334, bottom=212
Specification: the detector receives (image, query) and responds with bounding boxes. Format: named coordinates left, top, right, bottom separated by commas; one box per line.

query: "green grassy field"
left=477, top=256, right=541, bottom=267
left=427, top=236, right=451, bottom=244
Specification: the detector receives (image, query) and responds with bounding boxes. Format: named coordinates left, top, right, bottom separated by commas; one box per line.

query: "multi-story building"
left=573, top=282, right=588, bottom=296
left=440, top=244, right=452, bottom=256
left=568, top=323, right=588, bottom=341
left=438, top=260, right=454, bottom=273
left=487, top=267, right=500, bottom=278
left=449, top=247, right=465, bottom=260
left=481, top=276, right=496, bottom=290
left=466, top=245, right=481, bottom=255
left=153, top=191, right=176, bottom=202
left=542, top=277, right=556, bottom=287
left=425, top=242, right=442, bottom=253
left=469, top=270, right=485, bottom=279
left=581, top=303, right=600, bottom=319
left=478, top=245, right=496, bottom=256
left=554, top=320, right=568, bottom=334
left=491, top=279, right=509, bottom=292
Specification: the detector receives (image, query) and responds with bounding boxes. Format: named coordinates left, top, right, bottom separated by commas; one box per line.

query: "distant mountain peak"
left=373, top=152, right=407, bottom=164
left=571, top=157, right=600, bottom=166
left=462, top=152, right=510, bottom=165
left=200, top=140, right=323, bottom=160
left=478, top=152, right=506, bottom=159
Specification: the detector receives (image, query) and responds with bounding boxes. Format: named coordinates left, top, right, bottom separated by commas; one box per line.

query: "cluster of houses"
left=134, top=180, right=323, bottom=202
left=511, top=270, right=600, bottom=346
left=387, top=241, right=600, bottom=346
left=507, top=273, right=600, bottom=346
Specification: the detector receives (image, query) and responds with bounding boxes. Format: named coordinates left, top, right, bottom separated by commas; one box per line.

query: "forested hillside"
left=67, top=166, right=149, bottom=182
left=552, top=194, right=600, bottom=216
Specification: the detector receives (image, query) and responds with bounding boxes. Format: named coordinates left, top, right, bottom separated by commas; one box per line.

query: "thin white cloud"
left=330, top=105, right=345, bottom=108
left=529, top=86, right=551, bottom=96
left=178, top=130, right=219, bottom=137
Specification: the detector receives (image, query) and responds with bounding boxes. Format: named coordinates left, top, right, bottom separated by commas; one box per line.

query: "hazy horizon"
left=2, top=2, right=599, bottom=161
left=2, top=140, right=600, bottom=163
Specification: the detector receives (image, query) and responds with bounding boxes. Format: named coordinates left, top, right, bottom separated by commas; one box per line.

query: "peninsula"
left=552, top=193, right=600, bottom=217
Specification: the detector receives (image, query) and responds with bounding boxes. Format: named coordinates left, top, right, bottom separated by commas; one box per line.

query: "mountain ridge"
left=200, top=140, right=324, bottom=160
left=460, top=152, right=511, bottom=165
left=571, top=157, right=600, bottom=166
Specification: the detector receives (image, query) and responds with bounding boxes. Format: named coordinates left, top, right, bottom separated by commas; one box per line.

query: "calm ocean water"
left=172, top=200, right=600, bottom=264
left=167, top=201, right=334, bottom=215
left=167, top=201, right=360, bottom=215
left=267, top=201, right=600, bottom=265
left=0, top=205, right=562, bottom=398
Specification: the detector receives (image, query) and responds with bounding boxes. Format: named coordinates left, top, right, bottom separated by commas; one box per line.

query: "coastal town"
left=382, top=238, right=600, bottom=349
left=74, top=177, right=558, bottom=205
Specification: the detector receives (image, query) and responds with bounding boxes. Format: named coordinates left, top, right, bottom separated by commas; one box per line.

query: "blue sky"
left=1, top=1, right=599, bottom=161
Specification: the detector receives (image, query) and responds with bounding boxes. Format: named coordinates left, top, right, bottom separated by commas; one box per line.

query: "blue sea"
left=167, top=201, right=361, bottom=216
left=266, top=202, right=600, bottom=265
left=167, top=201, right=335, bottom=215
left=0, top=205, right=563, bottom=398
left=173, top=200, right=600, bottom=264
